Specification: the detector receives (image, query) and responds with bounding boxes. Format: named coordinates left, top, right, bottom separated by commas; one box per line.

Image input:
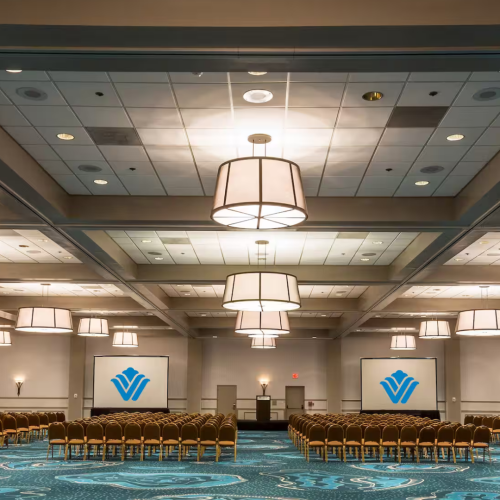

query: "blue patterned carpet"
left=1, top=430, right=500, bottom=499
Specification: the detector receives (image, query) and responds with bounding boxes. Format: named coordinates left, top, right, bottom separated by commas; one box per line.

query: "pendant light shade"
left=390, top=334, right=416, bottom=350
left=223, top=272, right=300, bottom=311
left=112, top=331, right=139, bottom=347
left=251, top=335, right=277, bottom=349
left=15, top=307, right=73, bottom=333
left=78, top=318, right=109, bottom=337
left=456, top=310, right=500, bottom=336
left=211, top=157, right=308, bottom=229
left=235, top=311, right=290, bottom=335
left=419, top=320, right=451, bottom=339
left=0, top=331, right=11, bottom=346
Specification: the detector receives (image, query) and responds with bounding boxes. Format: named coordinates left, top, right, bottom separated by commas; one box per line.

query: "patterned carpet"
left=1, top=430, right=500, bottom=499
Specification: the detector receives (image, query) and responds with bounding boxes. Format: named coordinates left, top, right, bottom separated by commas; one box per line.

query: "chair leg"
left=452, top=446, right=456, bottom=464
left=159, top=445, right=163, bottom=462
left=234, top=444, right=237, bottom=462
left=178, top=444, right=182, bottom=461
left=470, top=447, right=475, bottom=464
left=343, top=445, right=346, bottom=462
left=64, top=445, right=68, bottom=461
left=361, top=445, right=365, bottom=463
left=306, top=444, right=309, bottom=462
left=216, top=444, right=219, bottom=462
left=46, top=444, right=50, bottom=460
left=380, top=446, right=383, bottom=463
left=102, top=445, right=106, bottom=461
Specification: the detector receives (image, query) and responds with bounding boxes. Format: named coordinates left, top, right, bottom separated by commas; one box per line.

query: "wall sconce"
left=260, top=380, right=269, bottom=396
left=15, top=379, right=23, bottom=397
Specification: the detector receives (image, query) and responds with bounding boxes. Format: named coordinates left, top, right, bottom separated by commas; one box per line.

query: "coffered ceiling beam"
left=383, top=298, right=500, bottom=313
left=196, top=328, right=330, bottom=339
left=412, top=265, right=500, bottom=285
left=0, top=263, right=106, bottom=282
left=0, top=296, right=143, bottom=311
left=188, top=316, right=340, bottom=330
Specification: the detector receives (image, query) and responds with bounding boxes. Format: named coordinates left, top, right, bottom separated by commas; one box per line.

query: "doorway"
left=285, top=386, right=305, bottom=419
left=217, top=385, right=237, bottom=416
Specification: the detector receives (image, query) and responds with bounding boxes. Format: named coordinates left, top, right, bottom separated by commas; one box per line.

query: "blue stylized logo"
left=111, top=367, right=150, bottom=401
left=380, top=370, right=419, bottom=404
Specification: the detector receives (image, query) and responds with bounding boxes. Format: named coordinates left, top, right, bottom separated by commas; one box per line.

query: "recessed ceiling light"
left=19, top=245, right=29, bottom=248
left=455, top=258, right=464, bottom=261
left=184, top=293, right=190, bottom=296
left=479, top=241, right=488, bottom=244
left=415, top=180, right=429, bottom=186
left=213, top=336, right=217, bottom=338
left=447, top=134, right=464, bottom=142
left=201, top=314, right=207, bottom=317
left=373, top=241, right=383, bottom=245
left=360, top=258, right=370, bottom=262
left=248, top=72, right=267, bottom=76
left=154, top=257, right=164, bottom=261
left=6, top=69, right=22, bottom=73
left=56, top=133, right=75, bottom=141
left=243, top=89, right=273, bottom=104
left=37, top=239, right=48, bottom=242
left=321, top=314, right=327, bottom=317
left=63, top=256, right=73, bottom=259
left=142, top=240, right=152, bottom=243
left=93, top=179, right=108, bottom=185
left=312, top=336, right=317, bottom=339
left=362, top=91, right=383, bottom=101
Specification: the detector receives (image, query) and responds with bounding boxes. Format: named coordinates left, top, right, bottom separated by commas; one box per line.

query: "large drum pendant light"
left=456, top=286, right=500, bottom=337
left=113, top=331, right=139, bottom=347
left=251, top=335, right=277, bottom=349
left=390, top=334, right=416, bottom=350
left=235, top=311, right=290, bottom=335
left=78, top=318, right=109, bottom=337
left=211, top=153, right=308, bottom=229
left=0, top=331, right=12, bottom=346
left=419, top=320, right=451, bottom=339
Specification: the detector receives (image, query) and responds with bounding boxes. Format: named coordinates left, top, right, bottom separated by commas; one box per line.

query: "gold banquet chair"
left=46, top=422, right=66, bottom=459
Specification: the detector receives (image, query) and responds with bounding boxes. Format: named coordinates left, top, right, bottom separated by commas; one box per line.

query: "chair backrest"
left=200, top=423, right=218, bottom=442
left=400, top=425, right=417, bottom=443
left=364, top=425, right=381, bottom=443
left=124, top=422, right=142, bottom=441
left=2, top=415, right=16, bottom=430
left=67, top=422, right=84, bottom=441
left=86, top=422, right=103, bottom=441
left=47, top=412, right=57, bottom=424
left=15, top=414, right=28, bottom=428
left=437, top=425, right=454, bottom=443
left=309, top=424, right=326, bottom=442
left=144, top=423, right=160, bottom=441
left=473, top=425, right=491, bottom=445
left=419, top=426, right=436, bottom=444
left=28, top=414, right=40, bottom=427
left=326, top=423, right=344, bottom=443
left=48, top=422, right=66, bottom=441
left=39, top=413, right=49, bottom=426
left=455, top=425, right=472, bottom=443
left=464, top=414, right=474, bottom=425
left=219, top=424, right=235, bottom=443
left=105, top=422, right=122, bottom=441
left=493, top=417, right=500, bottom=430
left=345, top=424, right=362, bottom=443
left=482, top=416, right=494, bottom=428
left=181, top=423, right=198, bottom=441
left=382, top=424, right=399, bottom=442
left=473, top=415, right=483, bottom=426
left=56, top=412, right=66, bottom=422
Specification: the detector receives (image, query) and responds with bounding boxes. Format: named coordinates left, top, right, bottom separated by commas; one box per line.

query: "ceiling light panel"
left=403, top=285, right=500, bottom=299
left=444, top=232, right=500, bottom=266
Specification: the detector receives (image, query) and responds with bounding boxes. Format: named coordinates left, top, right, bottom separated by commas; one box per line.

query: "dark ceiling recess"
left=387, top=107, right=449, bottom=128
left=85, top=127, right=141, bottom=146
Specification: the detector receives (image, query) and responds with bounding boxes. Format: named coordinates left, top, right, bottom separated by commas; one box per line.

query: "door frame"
left=217, top=384, right=237, bottom=414
left=285, top=385, right=305, bottom=418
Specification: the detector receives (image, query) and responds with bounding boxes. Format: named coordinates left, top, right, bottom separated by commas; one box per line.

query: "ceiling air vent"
left=85, top=127, right=141, bottom=146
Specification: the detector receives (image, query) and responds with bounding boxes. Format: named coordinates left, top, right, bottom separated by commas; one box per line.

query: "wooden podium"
left=256, top=395, right=271, bottom=421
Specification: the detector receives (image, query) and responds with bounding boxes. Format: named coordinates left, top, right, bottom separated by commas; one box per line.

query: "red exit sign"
left=292, top=373, right=299, bottom=379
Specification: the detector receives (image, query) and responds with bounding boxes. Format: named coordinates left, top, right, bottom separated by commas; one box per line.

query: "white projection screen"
left=93, top=356, right=169, bottom=408
left=361, top=358, right=437, bottom=411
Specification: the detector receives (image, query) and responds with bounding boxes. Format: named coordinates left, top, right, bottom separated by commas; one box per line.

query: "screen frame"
left=360, top=357, right=438, bottom=411
left=92, top=355, right=170, bottom=409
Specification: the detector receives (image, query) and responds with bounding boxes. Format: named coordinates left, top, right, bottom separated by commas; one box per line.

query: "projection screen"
left=361, top=357, right=437, bottom=411
left=93, top=355, right=169, bottom=408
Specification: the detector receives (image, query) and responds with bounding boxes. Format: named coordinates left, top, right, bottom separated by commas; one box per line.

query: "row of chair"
left=464, top=415, right=500, bottom=441
left=0, top=412, right=65, bottom=446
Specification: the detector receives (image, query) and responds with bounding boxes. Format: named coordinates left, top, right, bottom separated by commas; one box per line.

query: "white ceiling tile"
left=200, top=177, right=216, bottom=195
left=153, top=162, right=197, bottom=176
left=72, top=107, right=132, bottom=127
left=321, top=176, right=362, bottom=189
left=440, top=106, right=500, bottom=127
left=288, top=83, right=344, bottom=107
left=118, top=175, right=165, bottom=195
left=327, top=146, right=375, bottom=162
left=170, top=72, right=228, bottom=84
left=302, top=177, right=321, bottom=190
left=4, top=126, right=46, bottom=145
left=394, top=176, right=446, bottom=196
left=417, top=145, right=469, bottom=162
left=77, top=174, right=128, bottom=195
left=489, top=113, right=500, bottom=127
left=22, top=144, right=60, bottom=161
left=359, top=176, right=403, bottom=189
left=427, top=127, right=485, bottom=146
left=337, top=107, right=393, bottom=128
left=98, top=145, right=148, bottom=161
left=51, top=174, right=90, bottom=195
left=331, top=128, right=383, bottom=146
left=462, top=145, right=500, bottom=162
left=65, top=160, right=114, bottom=175
left=343, top=83, right=404, bottom=107
left=230, top=72, right=287, bottom=83
left=165, top=187, right=204, bottom=196
left=232, top=83, right=286, bottom=107
left=283, top=146, right=326, bottom=163
left=18, top=105, right=80, bottom=126
left=0, top=71, right=48, bottom=81
left=398, top=82, right=463, bottom=107
left=56, top=82, right=121, bottom=106
left=110, top=72, right=169, bottom=83
left=433, top=175, right=474, bottom=196
left=186, top=128, right=235, bottom=147
left=159, top=176, right=201, bottom=188
left=303, top=188, right=317, bottom=196
left=285, top=128, right=332, bottom=147
left=290, top=73, right=348, bottom=82
left=233, top=108, right=284, bottom=129
left=450, top=161, right=486, bottom=176
left=191, top=146, right=237, bottom=162
left=349, top=73, right=408, bottom=82
left=49, top=72, right=109, bottom=82
left=318, top=187, right=357, bottom=197
left=146, top=146, right=193, bottom=162
left=297, top=162, right=325, bottom=176
left=356, top=186, right=397, bottom=196
left=137, top=128, right=188, bottom=146
left=469, top=72, right=500, bottom=82
left=115, top=83, right=175, bottom=107
left=324, top=161, right=367, bottom=176
left=174, top=84, right=230, bottom=108
left=286, top=108, right=338, bottom=128
left=36, top=126, right=94, bottom=145
left=372, top=146, right=422, bottom=162
left=0, top=106, right=30, bottom=126
left=309, top=285, right=333, bottom=297
left=0, top=89, right=10, bottom=105
left=0, top=81, right=66, bottom=106
left=180, top=108, right=232, bottom=128
left=52, top=145, right=104, bottom=161
left=454, top=82, right=500, bottom=107
left=127, top=108, right=182, bottom=128
left=408, top=72, right=470, bottom=82
left=380, top=128, right=434, bottom=146
left=38, top=160, right=72, bottom=175
left=109, top=161, right=155, bottom=175
left=475, top=128, right=500, bottom=146
left=365, top=162, right=411, bottom=176
left=407, top=160, right=457, bottom=176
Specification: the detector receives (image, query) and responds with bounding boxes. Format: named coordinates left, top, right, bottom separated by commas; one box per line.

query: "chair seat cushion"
left=29, top=426, right=40, bottom=430
left=39, top=425, right=48, bottom=429
left=144, top=439, right=160, bottom=444
left=309, top=441, right=325, bottom=446
left=219, top=441, right=235, bottom=446
left=200, top=440, right=216, bottom=445
left=49, top=439, right=66, bottom=444
left=181, top=439, right=197, bottom=445
left=345, top=441, right=361, bottom=446
left=437, top=441, right=452, bottom=446
left=163, top=440, right=179, bottom=445
left=5, top=429, right=18, bottom=434
left=365, top=441, right=381, bottom=446
left=106, top=439, right=122, bottom=444
left=327, top=441, right=343, bottom=446
left=88, top=439, right=104, bottom=444
left=68, top=439, right=84, bottom=444
left=382, top=441, right=397, bottom=446
left=125, top=439, right=141, bottom=445
left=400, top=441, right=417, bottom=446
left=419, top=441, right=435, bottom=447
left=455, top=442, right=471, bottom=447
left=18, top=427, right=29, bottom=432
left=474, top=443, right=489, bottom=448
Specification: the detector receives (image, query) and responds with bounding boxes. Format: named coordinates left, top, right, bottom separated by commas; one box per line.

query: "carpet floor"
left=0, top=430, right=500, bottom=499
